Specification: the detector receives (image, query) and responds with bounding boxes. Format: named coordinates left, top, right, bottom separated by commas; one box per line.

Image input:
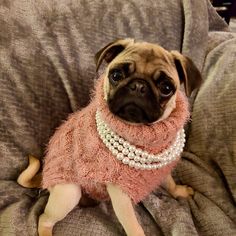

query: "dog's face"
left=95, top=39, right=202, bottom=124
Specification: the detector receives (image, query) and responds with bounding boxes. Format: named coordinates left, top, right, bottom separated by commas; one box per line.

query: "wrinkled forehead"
left=109, top=42, right=178, bottom=78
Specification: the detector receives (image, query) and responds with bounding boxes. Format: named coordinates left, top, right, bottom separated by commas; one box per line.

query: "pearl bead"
left=153, top=164, right=158, bottom=169
left=134, top=156, right=140, bottom=162
left=140, top=164, right=147, bottom=170
left=102, top=126, right=108, bottom=133
left=123, top=142, right=129, bottom=148
left=140, top=158, right=147, bottom=164
left=129, top=160, right=135, bottom=167
left=104, top=141, right=109, bottom=147
left=135, top=163, right=141, bottom=169
left=122, top=148, right=129, bottom=155
left=117, top=153, right=124, bottom=160
left=147, top=165, right=153, bottom=170
left=118, top=138, right=124, bottom=144
left=113, top=142, right=119, bottom=147
left=129, top=146, right=135, bottom=152
left=118, top=145, right=123, bottom=151
left=110, top=138, right=115, bottom=144
left=146, top=158, right=152, bottom=163
left=122, top=157, right=129, bottom=164
left=141, top=152, right=148, bottom=158
left=149, top=154, right=155, bottom=161
left=128, top=152, right=135, bottom=159
left=112, top=149, right=118, bottom=155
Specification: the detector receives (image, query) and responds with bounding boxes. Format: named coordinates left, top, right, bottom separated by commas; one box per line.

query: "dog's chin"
left=110, top=103, right=160, bottom=124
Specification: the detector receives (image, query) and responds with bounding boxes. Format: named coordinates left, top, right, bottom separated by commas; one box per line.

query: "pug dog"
left=17, top=38, right=202, bottom=236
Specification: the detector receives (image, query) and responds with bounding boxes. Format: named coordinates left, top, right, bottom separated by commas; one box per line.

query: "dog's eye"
left=159, top=80, right=175, bottom=97
left=109, top=69, right=124, bottom=82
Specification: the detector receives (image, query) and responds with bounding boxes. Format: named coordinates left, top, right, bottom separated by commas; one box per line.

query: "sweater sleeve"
left=41, top=113, right=77, bottom=189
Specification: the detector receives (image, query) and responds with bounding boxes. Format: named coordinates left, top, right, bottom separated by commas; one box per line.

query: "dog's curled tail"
left=17, top=155, right=42, bottom=188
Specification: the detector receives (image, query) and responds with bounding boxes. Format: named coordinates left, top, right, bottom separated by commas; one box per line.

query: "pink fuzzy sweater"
left=42, top=77, right=189, bottom=203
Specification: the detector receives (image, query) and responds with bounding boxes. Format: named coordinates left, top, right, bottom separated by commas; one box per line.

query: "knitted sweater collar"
left=93, top=76, right=189, bottom=153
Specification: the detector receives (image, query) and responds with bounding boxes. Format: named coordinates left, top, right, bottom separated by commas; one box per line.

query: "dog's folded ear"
left=95, top=38, right=134, bottom=71
left=171, top=51, right=202, bottom=97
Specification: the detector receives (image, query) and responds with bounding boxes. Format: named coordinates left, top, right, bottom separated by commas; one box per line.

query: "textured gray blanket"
left=0, top=0, right=236, bottom=235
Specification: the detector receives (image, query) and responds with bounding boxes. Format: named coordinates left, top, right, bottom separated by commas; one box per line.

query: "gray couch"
left=0, top=0, right=236, bottom=235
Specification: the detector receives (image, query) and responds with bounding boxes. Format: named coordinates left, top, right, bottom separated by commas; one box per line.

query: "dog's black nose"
left=128, top=80, right=149, bottom=95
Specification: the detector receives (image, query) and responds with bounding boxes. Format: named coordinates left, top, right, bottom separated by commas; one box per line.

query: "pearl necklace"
left=95, top=111, right=186, bottom=170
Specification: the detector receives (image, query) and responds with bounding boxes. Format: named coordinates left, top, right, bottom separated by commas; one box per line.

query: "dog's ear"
left=95, top=38, right=134, bottom=71
left=171, top=51, right=202, bottom=97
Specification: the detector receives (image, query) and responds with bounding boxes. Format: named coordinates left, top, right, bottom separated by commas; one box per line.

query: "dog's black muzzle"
left=108, top=80, right=162, bottom=124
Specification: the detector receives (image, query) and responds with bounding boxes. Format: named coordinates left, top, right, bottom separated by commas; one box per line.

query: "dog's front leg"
left=107, top=183, right=145, bottom=236
left=162, top=174, right=194, bottom=198
left=38, top=183, right=82, bottom=236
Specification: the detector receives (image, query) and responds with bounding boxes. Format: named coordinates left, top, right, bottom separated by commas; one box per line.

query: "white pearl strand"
left=95, top=111, right=186, bottom=170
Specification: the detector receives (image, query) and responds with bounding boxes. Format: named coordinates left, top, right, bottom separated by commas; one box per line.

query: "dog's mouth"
left=116, top=103, right=150, bottom=123
left=109, top=101, right=161, bottom=124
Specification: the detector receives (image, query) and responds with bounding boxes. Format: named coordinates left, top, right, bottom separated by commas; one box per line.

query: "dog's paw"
left=128, top=230, right=145, bottom=236
left=127, top=226, right=146, bottom=236
left=38, top=214, right=53, bottom=236
left=171, top=185, right=194, bottom=199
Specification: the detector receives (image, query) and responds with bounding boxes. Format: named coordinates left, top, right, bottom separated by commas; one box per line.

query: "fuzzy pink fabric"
left=42, top=76, right=189, bottom=203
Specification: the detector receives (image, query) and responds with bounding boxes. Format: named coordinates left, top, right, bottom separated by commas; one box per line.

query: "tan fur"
left=157, top=93, right=177, bottom=122
left=18, top=39, right=197, bottom=236
left=17, top=156, right=41, bottom=188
